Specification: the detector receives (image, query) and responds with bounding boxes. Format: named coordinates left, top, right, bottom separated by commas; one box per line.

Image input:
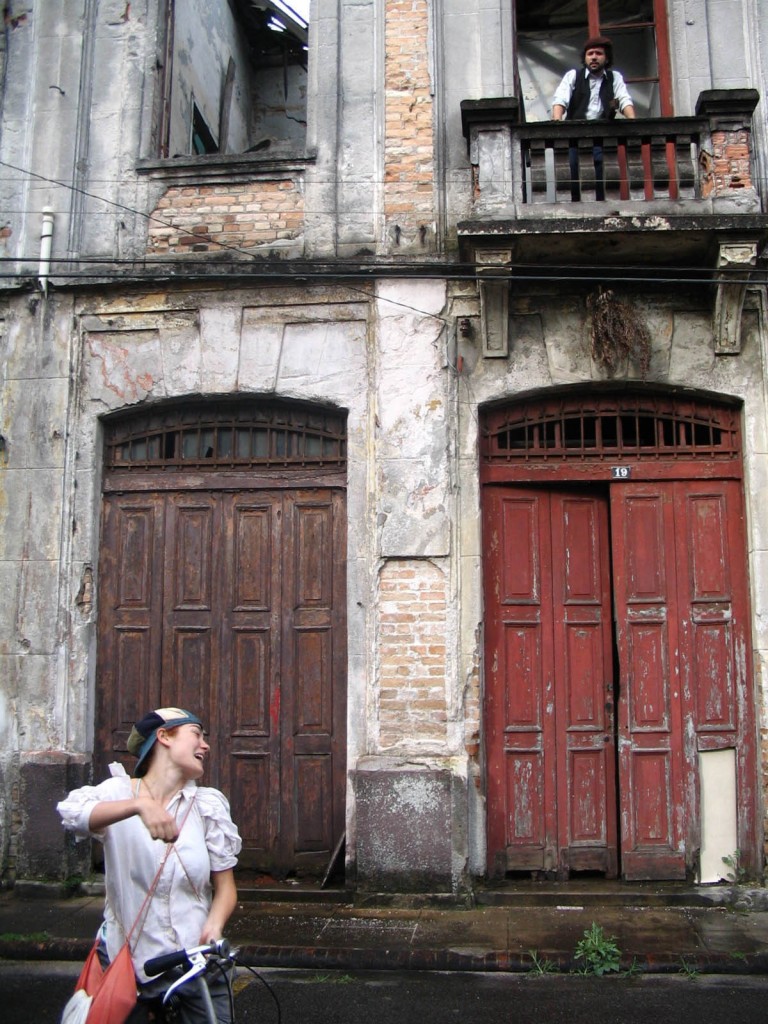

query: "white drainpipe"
left=38, top=207, right=54, bottom=294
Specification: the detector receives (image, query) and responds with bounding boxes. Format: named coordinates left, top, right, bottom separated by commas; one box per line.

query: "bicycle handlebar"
left=144, top=938, right=231, bottom=977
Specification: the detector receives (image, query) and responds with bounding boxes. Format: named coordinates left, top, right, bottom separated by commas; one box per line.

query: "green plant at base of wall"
left=573, top=922, right=622, bottom=976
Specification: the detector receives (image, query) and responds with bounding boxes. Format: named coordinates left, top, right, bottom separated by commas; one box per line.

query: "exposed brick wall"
left=146, top=180, right=304, bottom=254
left=384, top=0, right=435, bottom=251
left=701, top=128, right=753, bottom=197
left=378, top=560, right=447, bottom=750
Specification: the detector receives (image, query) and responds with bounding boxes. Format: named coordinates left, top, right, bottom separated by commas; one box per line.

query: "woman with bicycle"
left=58, top=707, right=242, bottom=1023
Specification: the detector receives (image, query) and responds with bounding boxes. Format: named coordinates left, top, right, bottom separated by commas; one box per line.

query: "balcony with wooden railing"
left=521, top=117, right=704, bottom=205
left=460, top=90, right=761, bottom=214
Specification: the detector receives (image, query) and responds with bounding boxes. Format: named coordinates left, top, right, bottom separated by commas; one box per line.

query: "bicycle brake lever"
left=162, top=951, right=207, bottom=1004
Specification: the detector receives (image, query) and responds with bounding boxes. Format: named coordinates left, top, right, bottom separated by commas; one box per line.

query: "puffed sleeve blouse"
left=57, top=767, right=242, bottom=982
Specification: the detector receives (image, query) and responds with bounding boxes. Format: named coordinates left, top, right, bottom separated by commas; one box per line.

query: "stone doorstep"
left=8, top=878, right=768, bottom=910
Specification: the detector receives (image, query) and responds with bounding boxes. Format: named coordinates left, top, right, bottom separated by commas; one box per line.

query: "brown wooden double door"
left=97, top=487, right=347, bottom=878
left=484, top=479, right=755, bottom=880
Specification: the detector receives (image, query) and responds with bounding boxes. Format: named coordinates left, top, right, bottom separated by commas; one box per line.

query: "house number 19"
left=611, top=466, right=632, bottom=479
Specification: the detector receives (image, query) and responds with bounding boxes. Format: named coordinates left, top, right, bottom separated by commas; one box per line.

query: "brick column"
left=378, top=560, right=447, bottom=751
left=384, top=0, right=435, bottom=252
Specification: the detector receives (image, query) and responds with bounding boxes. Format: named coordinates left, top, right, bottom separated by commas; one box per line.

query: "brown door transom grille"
left=104, top=400, right=347, bottom=472
left=482, top=395, right=740, bottom=464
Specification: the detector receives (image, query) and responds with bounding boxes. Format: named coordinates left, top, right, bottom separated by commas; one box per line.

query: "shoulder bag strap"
left=123, top=791, right=199, bottom=948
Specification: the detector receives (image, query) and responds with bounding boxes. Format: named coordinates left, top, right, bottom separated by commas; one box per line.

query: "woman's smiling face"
left=164, top=722, right=210, bottom=779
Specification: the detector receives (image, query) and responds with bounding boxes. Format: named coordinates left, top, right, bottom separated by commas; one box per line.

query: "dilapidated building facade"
left=2, top=0, right=768, bottom=893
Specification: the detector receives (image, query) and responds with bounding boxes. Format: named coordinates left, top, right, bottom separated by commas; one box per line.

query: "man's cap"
left=582, top=35, right=613, bottom=66
left=126, top=707, right=203, bottom=777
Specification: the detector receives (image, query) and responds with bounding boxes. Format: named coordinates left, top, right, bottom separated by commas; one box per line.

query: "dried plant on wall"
left=586, top=287, right=651, bottom=378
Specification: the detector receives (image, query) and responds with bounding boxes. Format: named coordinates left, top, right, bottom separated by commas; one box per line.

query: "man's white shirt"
left=552, top=67, right=634, bottom=119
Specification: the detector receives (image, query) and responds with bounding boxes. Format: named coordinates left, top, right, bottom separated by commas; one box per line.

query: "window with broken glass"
left=158, top=0, right=309, bottom=159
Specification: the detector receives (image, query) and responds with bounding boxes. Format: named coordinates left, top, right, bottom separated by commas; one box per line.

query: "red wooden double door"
left=483, top=478, right=756, bottom=880
left=97, top=487, right=347, bottom=878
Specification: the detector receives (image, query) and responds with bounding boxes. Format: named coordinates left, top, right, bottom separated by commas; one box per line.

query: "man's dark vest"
left=567, top=68, right=615, bottom=120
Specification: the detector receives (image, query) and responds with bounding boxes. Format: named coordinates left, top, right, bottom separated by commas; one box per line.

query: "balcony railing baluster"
left=517, top=121, right=703, bottom=205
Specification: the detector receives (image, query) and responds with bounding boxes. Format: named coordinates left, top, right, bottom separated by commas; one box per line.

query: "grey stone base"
left=352, top=764, right=468, bottom=893
left=16, top=752, right=92, bottom=881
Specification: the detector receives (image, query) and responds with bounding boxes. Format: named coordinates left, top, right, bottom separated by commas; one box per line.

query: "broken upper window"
left=515, top=0, right=672, bottom=122
left=159, top=0, right=309, bottom=158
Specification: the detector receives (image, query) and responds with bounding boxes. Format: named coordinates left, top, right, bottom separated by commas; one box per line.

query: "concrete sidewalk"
left=1, top=881, right=768, bottom=974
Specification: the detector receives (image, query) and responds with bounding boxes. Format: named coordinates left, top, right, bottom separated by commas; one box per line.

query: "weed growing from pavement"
left=621, top=957, right=642, bottom=978
left=678, top=957, right=699, bottom=980
left=526, top=949, right=558, bottom=975
left=307, top=973, right=355, bottom=984
left=573, top=922, right=622, bottom=976
left=0, top=931, right=51, bottom=942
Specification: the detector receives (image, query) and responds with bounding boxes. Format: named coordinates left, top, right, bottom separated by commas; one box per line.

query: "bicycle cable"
left=231, top=958, right=283, bottom=1024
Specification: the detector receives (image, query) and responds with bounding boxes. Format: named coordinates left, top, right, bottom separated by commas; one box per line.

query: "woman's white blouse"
left=57, top=768, right=242, bottom=982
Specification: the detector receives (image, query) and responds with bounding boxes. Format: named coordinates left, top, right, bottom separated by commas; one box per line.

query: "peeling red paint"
left=270, top=684, right=281, bottom=732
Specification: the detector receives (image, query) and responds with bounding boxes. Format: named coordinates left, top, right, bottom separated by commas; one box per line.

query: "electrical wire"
left=0, top=265, right=761, bottom=285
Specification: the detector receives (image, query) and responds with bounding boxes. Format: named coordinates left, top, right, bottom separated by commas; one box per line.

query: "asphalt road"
left=4, top=963, right=768, bottom=1024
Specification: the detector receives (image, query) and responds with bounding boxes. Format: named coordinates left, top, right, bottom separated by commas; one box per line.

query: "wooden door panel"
left=485, top=488, right=616, bottom=877
left=612, top=486, right=685, bottom=879
left=173, top=505, right=215, bottom=608
left=221, top=495, right=282, bottom=870
left=502, top=623, right=548, bottom=863
left=117, top=508, right=157, bottom=608
left=97, top=496, right=164, bottom=767
left=233, top=504, right=274, bottom=609
left=683, top=491, right=736, bottom=733
left=629, top=750, right=675, bottom=844
left=569, top=748, right=610, bottom=843
left=295, top=755, right=334, bottom=849
left=505, top=752, right=545, bottom=853
left=626, top=620, right=670, bottom=730
left=674, top=481, right=757, bottom=873
left=484, top=489, right=555, bottom=874
left=231, top=753, right=274, bottom=855
left=163, top=496, right=218, bottom=728
left=294, top=628, right=332, bottom=735
left=552, top=493, right=616, bottom=876
left=168, top=629, right=212, bottom=714
left=283, top=493, right=346, bottom=871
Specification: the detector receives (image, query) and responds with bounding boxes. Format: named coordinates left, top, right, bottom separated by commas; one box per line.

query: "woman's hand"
left=135, top=796, right=180, bottom=843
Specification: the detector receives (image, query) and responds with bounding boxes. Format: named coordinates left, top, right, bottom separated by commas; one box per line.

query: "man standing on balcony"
left=551, top=36, right=636, bottom=200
